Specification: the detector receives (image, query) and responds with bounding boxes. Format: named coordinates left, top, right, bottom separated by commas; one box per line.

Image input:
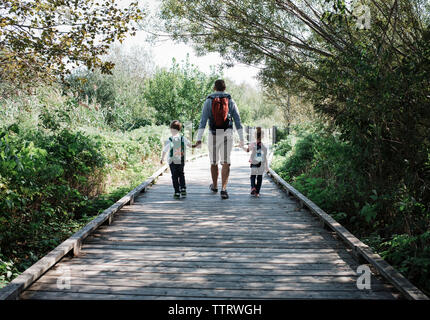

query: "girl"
left=244, top=127, right=268, bottom=197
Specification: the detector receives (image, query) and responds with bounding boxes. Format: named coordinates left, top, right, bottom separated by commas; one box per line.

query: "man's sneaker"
left=220, top=190, right=229, bottom=199
left=173, top=192, right=180, bottom=199
left=251, top=187, right=257, bottom=196
left=255, top=193, right=260, bottom=198
left=181, top=188, right=187, bottom=197
left=209, top=184, right=218, bottom=193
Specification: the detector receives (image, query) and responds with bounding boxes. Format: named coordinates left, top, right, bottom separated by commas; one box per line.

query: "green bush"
left=274, top=139, right=292, bottom=157
left=275, top=127, right=289, bottom=142
left=0, top=125, right=106, bottom=255
left=143, top=57, right=218, bottom=129
left=376, top=232, right=430, bottom=295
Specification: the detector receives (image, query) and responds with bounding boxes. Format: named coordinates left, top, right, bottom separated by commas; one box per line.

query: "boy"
left=160, top=120, right=194, bottom=199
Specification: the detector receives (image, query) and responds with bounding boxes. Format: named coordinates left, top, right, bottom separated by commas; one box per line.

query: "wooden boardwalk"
left=21, top=150, right=400, bottom=299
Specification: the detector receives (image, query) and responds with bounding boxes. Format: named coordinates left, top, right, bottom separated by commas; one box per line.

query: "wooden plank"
left=31, top=276, right=393, bottom=292
left=44, top=264, right=358, bottom=276
left=54, top=260, right=356, bottom=270
left=103, top=221, right=325, bottom=230
left=82, top=241, right=343, bottom=250
left=44, top=267, right=359, bottom=278
left=66, top=252, right=356, bottom=264
left=94, top=226, right=331, bottom=237
left=109, top=216, right=323, bottom=225
left=85, top=237, right=337, bottom=246
left=93, top=229, right=331, bottom=239
left=86, top=233, right=336, bottom=242
left=23, top=283, right=397, bottom=300
left=48, top=265, right=357, bottom=277
left=89, top=233, right=333, bottom=241
left=20, top=289, right=397, bottom=300
left=109, top=216, right=318, bottom=224
left=63, top=249, right=356, bottom=265
left=40, top=271, right=366, bottom=283
left=91, top=229, right=332, bottom=239
left=20, top=291, right=228, bottom=300
left=38, top=273, right=370, bottom=285
left=81, top=242, right=344, bottom=251
left=80, top=244, right=349, bottom=254
left=112, top=209, right=313, bottom=218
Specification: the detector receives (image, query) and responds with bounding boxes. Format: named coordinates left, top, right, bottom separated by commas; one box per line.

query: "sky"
left=118, top=0, right=261, bottom=88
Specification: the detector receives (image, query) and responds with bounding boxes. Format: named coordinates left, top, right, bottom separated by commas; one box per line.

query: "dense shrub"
left=274, top=127, right=289, bottom=143
left=273, top=139, right=292, bottom=157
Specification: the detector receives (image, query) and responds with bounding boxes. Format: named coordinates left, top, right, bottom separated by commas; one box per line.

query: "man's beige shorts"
left=208, top=129, right=234, bottom=165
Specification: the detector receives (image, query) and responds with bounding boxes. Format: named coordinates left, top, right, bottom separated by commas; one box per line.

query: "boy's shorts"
left=208, top=129, right=233, bottom=165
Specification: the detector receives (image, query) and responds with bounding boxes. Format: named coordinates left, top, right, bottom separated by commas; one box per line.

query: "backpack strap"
left=181, top=136, right=185, bottom=165
left=169, top=137, right=173, bottom=158
left=207, top=93, right=231, bottom=100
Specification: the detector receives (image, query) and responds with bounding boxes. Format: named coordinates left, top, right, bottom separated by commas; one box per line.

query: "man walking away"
left=194, top=79, right=244, bottom=199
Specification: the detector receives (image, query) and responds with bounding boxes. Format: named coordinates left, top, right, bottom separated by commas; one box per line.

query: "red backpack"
left=210, top=94, right=232, bottom=130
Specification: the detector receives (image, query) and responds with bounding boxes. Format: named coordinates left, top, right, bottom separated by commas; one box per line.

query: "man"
left=194, top=79, right=244, bottom=199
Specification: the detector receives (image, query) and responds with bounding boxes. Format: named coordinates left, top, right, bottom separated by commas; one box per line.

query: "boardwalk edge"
left=267, top=165, right=429, bottom=300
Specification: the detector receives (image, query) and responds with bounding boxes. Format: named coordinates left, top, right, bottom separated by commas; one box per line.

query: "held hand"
left=193, top=141, right=202, bottom=149
left=239, top=140, right=244, bottom=149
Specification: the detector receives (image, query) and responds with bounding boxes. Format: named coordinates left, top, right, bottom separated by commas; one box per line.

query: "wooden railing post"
left=73, top=239, right=82, bottom=257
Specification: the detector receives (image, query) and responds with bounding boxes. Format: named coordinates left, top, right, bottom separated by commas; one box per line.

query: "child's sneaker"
left=181, top=188, right=187, bottom=197
left=251, top=187, right=257, bottom=196
left=173, top=192, right=180, bottom=199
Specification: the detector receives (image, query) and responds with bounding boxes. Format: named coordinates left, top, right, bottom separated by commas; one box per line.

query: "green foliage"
left=225, top=80, right=281, bottom=126
left=0, top=0, right=144, bottom=87
left=375, top=232, right=430, bottom=294
left=0, top=125, right=107, bottom=253
left=274, top=127, right=290, bottom=143
left=0, top=253, right=19, bottom=289
left=66, top=70, right=155, bottom=131
left=143, top=57, right=219, bottom=129
left=273, top=139, right=292, bottom=157
left=64, top=44, right=157, bottom=131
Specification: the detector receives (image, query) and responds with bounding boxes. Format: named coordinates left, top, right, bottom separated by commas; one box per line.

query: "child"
left=160, top=120, right=194, bottom=199
left=244, top=127, right=268, bottom=197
